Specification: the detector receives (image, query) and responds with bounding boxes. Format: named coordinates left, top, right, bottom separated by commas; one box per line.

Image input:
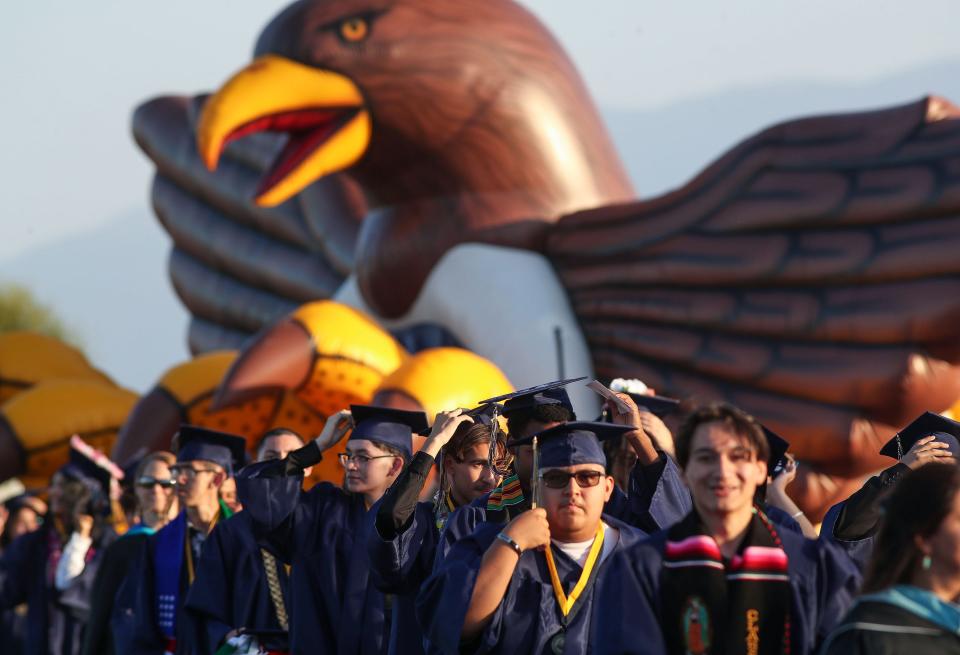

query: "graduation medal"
left=543, top=523, right=606, bottom=654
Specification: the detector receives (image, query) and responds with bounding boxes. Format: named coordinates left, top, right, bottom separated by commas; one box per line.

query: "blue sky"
left=1, top=0, right=958, bottom=389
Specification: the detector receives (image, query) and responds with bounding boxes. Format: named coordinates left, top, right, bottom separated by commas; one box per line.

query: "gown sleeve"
left=591, top=538, right=668, bottom=655
left=833, top=463, right=909, bottom=540
left=627, top=453, right=693, bottom=531
left=416, top=525, right=494, bottom=654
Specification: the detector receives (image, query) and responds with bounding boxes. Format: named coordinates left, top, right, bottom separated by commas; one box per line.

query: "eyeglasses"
left=136, top=476, right=177, bottom=489
left=338, top=453, right=397, bottom=467
left=169, top=465, right=219, bottom=480
left=539, top=470, right=603, bottom=489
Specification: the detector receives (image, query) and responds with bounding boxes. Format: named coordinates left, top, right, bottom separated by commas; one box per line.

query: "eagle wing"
left=549, top=96, right=960, bottom=517
left=132, top=94, right=365, bottom=352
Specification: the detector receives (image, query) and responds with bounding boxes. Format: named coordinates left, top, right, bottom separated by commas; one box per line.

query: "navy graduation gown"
left=437, top=454, right=690, bottom=564
left=0, top=525, right=114, bottom=655
left=590, top=520, right=862, bottom=655
left=181, top=511, right=291, bottom=655
left=236, top=459, right=388, bottom=655
left=368, top=498, right=439, bottom=655
left=418, top=514, right=643, bottom=655
left=819, top=502, right=875, bottom=572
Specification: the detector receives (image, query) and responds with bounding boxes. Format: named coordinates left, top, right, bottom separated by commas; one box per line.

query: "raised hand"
left=423, top=408, right=474, bottom=458
left=314, top=409, right=354, bottom=453
left=902, top=435, right=956, bottom=470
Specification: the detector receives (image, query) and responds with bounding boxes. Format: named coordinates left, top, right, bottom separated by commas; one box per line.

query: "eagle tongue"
left=255, top=110, right=352, bottom=198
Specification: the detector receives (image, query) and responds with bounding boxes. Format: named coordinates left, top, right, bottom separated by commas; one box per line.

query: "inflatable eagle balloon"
left=132, top=0, right=960, bottom=518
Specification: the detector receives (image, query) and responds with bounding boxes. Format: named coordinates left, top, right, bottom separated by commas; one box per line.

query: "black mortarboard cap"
left=60, top=446, right=113, bottom=497
left=464, top=403, right=502, bottom=427
left=509, top=421, right=633, bottom=469
left=628, top=394, right=681, bottom=418
left=762, top=426, right=790, bottom=477
left=177, top=425, right=247, bottom=477
left=481, top=377, right=585, bottom=418
left=880, top=411, right=960, bottom=460
left=349, top=405, right=430, bottom=460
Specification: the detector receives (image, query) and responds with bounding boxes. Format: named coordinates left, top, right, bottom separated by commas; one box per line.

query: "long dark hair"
left=862, top=462, right=960, bottom=593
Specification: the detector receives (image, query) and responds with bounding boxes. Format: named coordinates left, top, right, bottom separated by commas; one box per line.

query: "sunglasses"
left=539, top=470, right=603, bottom=489
left=136, top=476, right=177, bottom=489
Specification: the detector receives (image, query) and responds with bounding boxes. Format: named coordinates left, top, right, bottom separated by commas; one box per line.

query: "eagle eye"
left=338, top=16, right=370, bottom=43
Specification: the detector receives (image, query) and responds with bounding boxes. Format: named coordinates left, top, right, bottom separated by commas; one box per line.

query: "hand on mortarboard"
left=770, top=454, right=798, bottom=491
left=902, top=435, right=956, bottom=470
left=423, top=409, right=474, bottom=459
left=314, top=410, right=354, bottom=453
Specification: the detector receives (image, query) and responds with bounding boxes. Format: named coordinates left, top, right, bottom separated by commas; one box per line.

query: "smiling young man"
left=369, top=405, right=511, bottom=655
left=592, top=403, right=861, bottom=655
left=234, top=405, right=428, bottom=655
left=421, top=421, right=643, bottom=654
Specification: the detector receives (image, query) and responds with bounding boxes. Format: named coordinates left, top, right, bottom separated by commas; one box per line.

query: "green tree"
left=0, top=284, right=81, bottom=346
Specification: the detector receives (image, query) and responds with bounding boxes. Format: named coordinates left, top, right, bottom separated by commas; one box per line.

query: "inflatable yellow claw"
left=0, top=379, right=138, bottom=489
left=0, top=332, right=114, bottom=404
left=113, top=352, right=327, bottom=474
left=214, top=301, right=409, bottom=417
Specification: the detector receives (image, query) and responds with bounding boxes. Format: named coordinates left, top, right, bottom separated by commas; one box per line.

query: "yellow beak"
left=197, top=55, right=371, bottom=207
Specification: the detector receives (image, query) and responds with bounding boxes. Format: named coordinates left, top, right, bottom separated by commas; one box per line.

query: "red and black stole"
left=660, top=508, right=790, bottom=655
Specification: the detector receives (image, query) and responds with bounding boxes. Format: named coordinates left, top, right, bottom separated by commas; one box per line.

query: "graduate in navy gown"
left=0, top=441, right=119, bottom=655
left=421, top=421, right=644, bottom=654
left=820, top=411, right=959, bottom=571
left=436, top=379, right=691, bottom=563
left=182, top=429, right=312, bottom=655
left=369, top=404, right=512, bottom=655
left=592, top=402, right=861, bottom=655
left=234, top=405, right=429, bottom=655
left=120, top=426, right=245, bottom=655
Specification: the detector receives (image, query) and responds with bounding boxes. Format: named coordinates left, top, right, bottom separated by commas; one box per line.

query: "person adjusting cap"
left=349, top=405, right=430, bottom=460
left=509, top=421, right=633, bottom=468
left=176, top=425, right=248, bottom=477
left=880, top=411, right=960, bottom=460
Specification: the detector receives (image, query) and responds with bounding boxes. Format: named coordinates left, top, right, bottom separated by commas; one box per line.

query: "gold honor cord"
left=543, top=523, right=605, bottom=616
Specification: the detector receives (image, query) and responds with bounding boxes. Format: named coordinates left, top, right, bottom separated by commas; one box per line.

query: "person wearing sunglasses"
left=182, top=428, right=313, bottom=655
left=234, top=405, right=428, bottom=655
left=422, top=421, right=643, bottom=654
left=83, top=451, right=179, bottom=655
left=368, top=404, right=512, bottom=655
left=118, top=427, right=245, bottom=655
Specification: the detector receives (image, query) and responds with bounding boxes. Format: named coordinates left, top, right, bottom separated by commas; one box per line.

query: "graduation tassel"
left=531, top=435, right=541, bottom=509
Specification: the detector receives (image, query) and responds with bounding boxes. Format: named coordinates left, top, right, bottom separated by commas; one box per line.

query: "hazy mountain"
left=2, top=59, right=957, bottom=390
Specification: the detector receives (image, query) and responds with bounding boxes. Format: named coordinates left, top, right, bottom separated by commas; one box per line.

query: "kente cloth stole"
left=660, top=509, right=791, bottom=655
left=486, top=473, right=525, bottom=511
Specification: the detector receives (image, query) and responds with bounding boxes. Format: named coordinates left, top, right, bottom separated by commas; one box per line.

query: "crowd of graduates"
left=3, top=376, right=960, bottom=654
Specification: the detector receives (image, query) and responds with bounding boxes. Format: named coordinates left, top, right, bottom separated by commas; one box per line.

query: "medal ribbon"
left=543, top=523, right=605, bottom=617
